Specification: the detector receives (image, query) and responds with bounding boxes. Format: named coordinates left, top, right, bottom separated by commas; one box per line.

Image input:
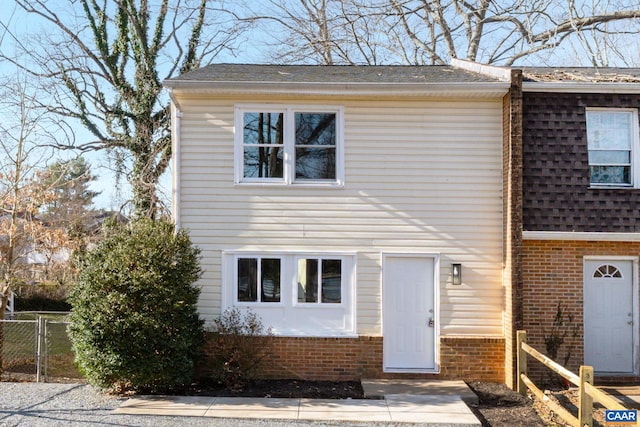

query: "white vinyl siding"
left=175, top=97, right=503, bottom=337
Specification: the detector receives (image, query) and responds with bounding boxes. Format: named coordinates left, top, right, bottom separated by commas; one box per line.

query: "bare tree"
left=240, top=0, right=388, bottom=65
left=1, top=0, right=243, bottom=218
left=243, top=0, right=640, bottom=66
left=0, top=75, right=73, bottom=336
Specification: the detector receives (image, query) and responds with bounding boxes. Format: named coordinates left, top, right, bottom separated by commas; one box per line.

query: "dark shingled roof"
left=522, top=67, right=640, bottom=83
left=165, top=63, right=503, bottom=84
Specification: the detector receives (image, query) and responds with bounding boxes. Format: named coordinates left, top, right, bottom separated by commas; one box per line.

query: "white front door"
left=584, top=259, right=635, bottom=373
left=383, top=254, right=438, bottom=373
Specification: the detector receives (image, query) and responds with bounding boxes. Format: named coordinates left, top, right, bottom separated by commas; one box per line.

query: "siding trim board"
left=524, top=231, right=640, bottom=241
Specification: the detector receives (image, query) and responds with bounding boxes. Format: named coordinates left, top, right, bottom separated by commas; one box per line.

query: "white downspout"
left=168, top=88, right=182, bottom=229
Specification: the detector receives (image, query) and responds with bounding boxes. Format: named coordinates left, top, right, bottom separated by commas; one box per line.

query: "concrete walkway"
left=114, top=380, right=481, bottom=426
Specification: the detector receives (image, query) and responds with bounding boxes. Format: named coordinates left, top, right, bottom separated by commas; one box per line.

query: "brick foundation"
left=523, top=239, right=640, bottom=384
left=198, top=334, right=504, bottom=382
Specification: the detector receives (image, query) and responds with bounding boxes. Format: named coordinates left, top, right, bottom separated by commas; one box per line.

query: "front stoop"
left=361, top=379, right=479, bottom=404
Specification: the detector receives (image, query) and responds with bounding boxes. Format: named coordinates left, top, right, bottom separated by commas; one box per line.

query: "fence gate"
left=0, top=314, right=81, bottom=382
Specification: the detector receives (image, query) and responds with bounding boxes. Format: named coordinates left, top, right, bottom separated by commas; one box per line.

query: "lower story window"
left=237, top=257, right=281, bottom=303
left=223, top=251, right=356, bottom=337
left=297, top=258, right=342, bottom=303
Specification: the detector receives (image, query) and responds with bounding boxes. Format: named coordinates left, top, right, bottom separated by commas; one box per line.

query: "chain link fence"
left=1, top=312, right=83, bottom=382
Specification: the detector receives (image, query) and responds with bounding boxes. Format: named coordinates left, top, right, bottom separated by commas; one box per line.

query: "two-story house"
left=164, top=64, right=513, bottom=382
left=517, top=68, right=640, bottom=383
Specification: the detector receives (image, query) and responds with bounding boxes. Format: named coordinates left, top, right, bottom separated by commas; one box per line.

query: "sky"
left=1, top=1, right=639, bottom=213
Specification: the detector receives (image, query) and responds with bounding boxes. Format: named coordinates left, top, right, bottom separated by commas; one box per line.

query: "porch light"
left=452, top=263, right=462, bottom=285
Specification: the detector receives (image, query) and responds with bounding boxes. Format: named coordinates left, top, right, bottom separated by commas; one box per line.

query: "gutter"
left=162, top=81, right=511, bottom=98
left=523, top=82, right=640, bottom=94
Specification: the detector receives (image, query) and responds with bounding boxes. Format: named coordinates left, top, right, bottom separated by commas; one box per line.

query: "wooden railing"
left=517, top=330, right=639, bottom=427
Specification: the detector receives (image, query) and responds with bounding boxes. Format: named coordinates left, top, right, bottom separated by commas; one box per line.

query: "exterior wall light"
left=452, top=263, right=462, bottom=285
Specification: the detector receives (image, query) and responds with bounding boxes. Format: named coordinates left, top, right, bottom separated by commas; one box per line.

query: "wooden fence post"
left=579, top=365, right=593, bottom=427
left=517, top=330, right=527, bottom=396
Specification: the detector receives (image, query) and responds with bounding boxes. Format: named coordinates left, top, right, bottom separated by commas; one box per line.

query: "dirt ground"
left=466, top=382, right=546, bottom=426
left=468, top=382, right=619, bottom=427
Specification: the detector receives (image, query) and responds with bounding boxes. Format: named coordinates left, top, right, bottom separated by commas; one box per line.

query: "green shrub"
left=210, top=308, right=273, bottom=391
left=68, top=219, right=204, bottom=393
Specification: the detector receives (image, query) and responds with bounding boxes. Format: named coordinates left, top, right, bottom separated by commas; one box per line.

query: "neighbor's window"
left=237, top=257, right=281, bottom=303
left=297, top=258, right=342, bottom=304
left=236, top=106, right=343, bottom=185
left=587, top=109, right=639, bottom=186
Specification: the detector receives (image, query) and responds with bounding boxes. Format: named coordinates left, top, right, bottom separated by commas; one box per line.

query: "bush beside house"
left=68, top=219, right=204, bottom=393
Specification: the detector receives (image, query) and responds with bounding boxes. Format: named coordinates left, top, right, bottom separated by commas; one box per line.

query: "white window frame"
left=234, top=104, right=345, bottom=187
left=235, top=255, right=284, bottom=306
left=294, top=255, right=345, bottom=306
left=586, top=108, right=640, bottom=188
left=222, top=251, right=356, bottom=337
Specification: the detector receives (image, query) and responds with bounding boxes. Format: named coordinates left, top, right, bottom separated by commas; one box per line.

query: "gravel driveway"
left=0, top=382, right=377, bottom=427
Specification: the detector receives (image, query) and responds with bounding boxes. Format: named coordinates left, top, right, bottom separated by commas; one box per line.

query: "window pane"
left=243, top=112, right=284, bottom=145
left=590, top=166, right=631, bottom=184
left=238, top=258, right=257, bottom=302
left=295, top=113, right=336, bottom=146
left=587, top=111, right=632, bottom=150
left=587, top=111, right=635, bottom=185
left=295, top=147, right=336, bottom=180
left=261, top=258, right=281, bottom=302
left=321, top=259, right=342, bottom=303
left=588, top=150, right=631, bottom=164
left=297, top=259, right=318, bottom=303
left=244, top=146, right=283, bottom=178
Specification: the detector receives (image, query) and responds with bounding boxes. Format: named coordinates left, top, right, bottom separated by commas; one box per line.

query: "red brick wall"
left=198, top=335, right=504, bottom=382
left=522, top=239, right=640, bottom=383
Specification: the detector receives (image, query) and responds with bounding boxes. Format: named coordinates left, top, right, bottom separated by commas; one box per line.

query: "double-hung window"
left=586, top=109, right=640, bottom=187
left=235, top=105, right=344, bottom=186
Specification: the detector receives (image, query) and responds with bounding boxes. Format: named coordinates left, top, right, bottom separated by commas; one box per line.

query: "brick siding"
left=522, top=239, right=640, bottom=384
left=198, top=335, right=504, bottom=382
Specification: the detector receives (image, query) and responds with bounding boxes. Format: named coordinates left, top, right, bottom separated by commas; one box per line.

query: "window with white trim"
left=237, top=257, right=281, bottom=303
left=223, top=252, right=355, bottom=337
left=297, top=257, right=342, bottom=304
left=235, top=106, right=344, bottom=186
left=586, top=109, right=640, bottom=187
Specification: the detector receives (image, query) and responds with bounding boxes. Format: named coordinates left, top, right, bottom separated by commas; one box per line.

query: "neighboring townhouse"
left=164, top=64, right=513, bottom=382
left=518, top=68, right=640, bottom=383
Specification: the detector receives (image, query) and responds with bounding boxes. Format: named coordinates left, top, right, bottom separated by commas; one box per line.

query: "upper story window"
left=586, top=109, right=640, bottom=187
left=235, top=105, right=344, bottom=186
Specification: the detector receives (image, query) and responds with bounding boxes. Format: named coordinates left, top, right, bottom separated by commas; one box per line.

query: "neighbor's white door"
left=383, top=255, right=437, bottom=372
left=584, top=259, right=634, bottom=373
